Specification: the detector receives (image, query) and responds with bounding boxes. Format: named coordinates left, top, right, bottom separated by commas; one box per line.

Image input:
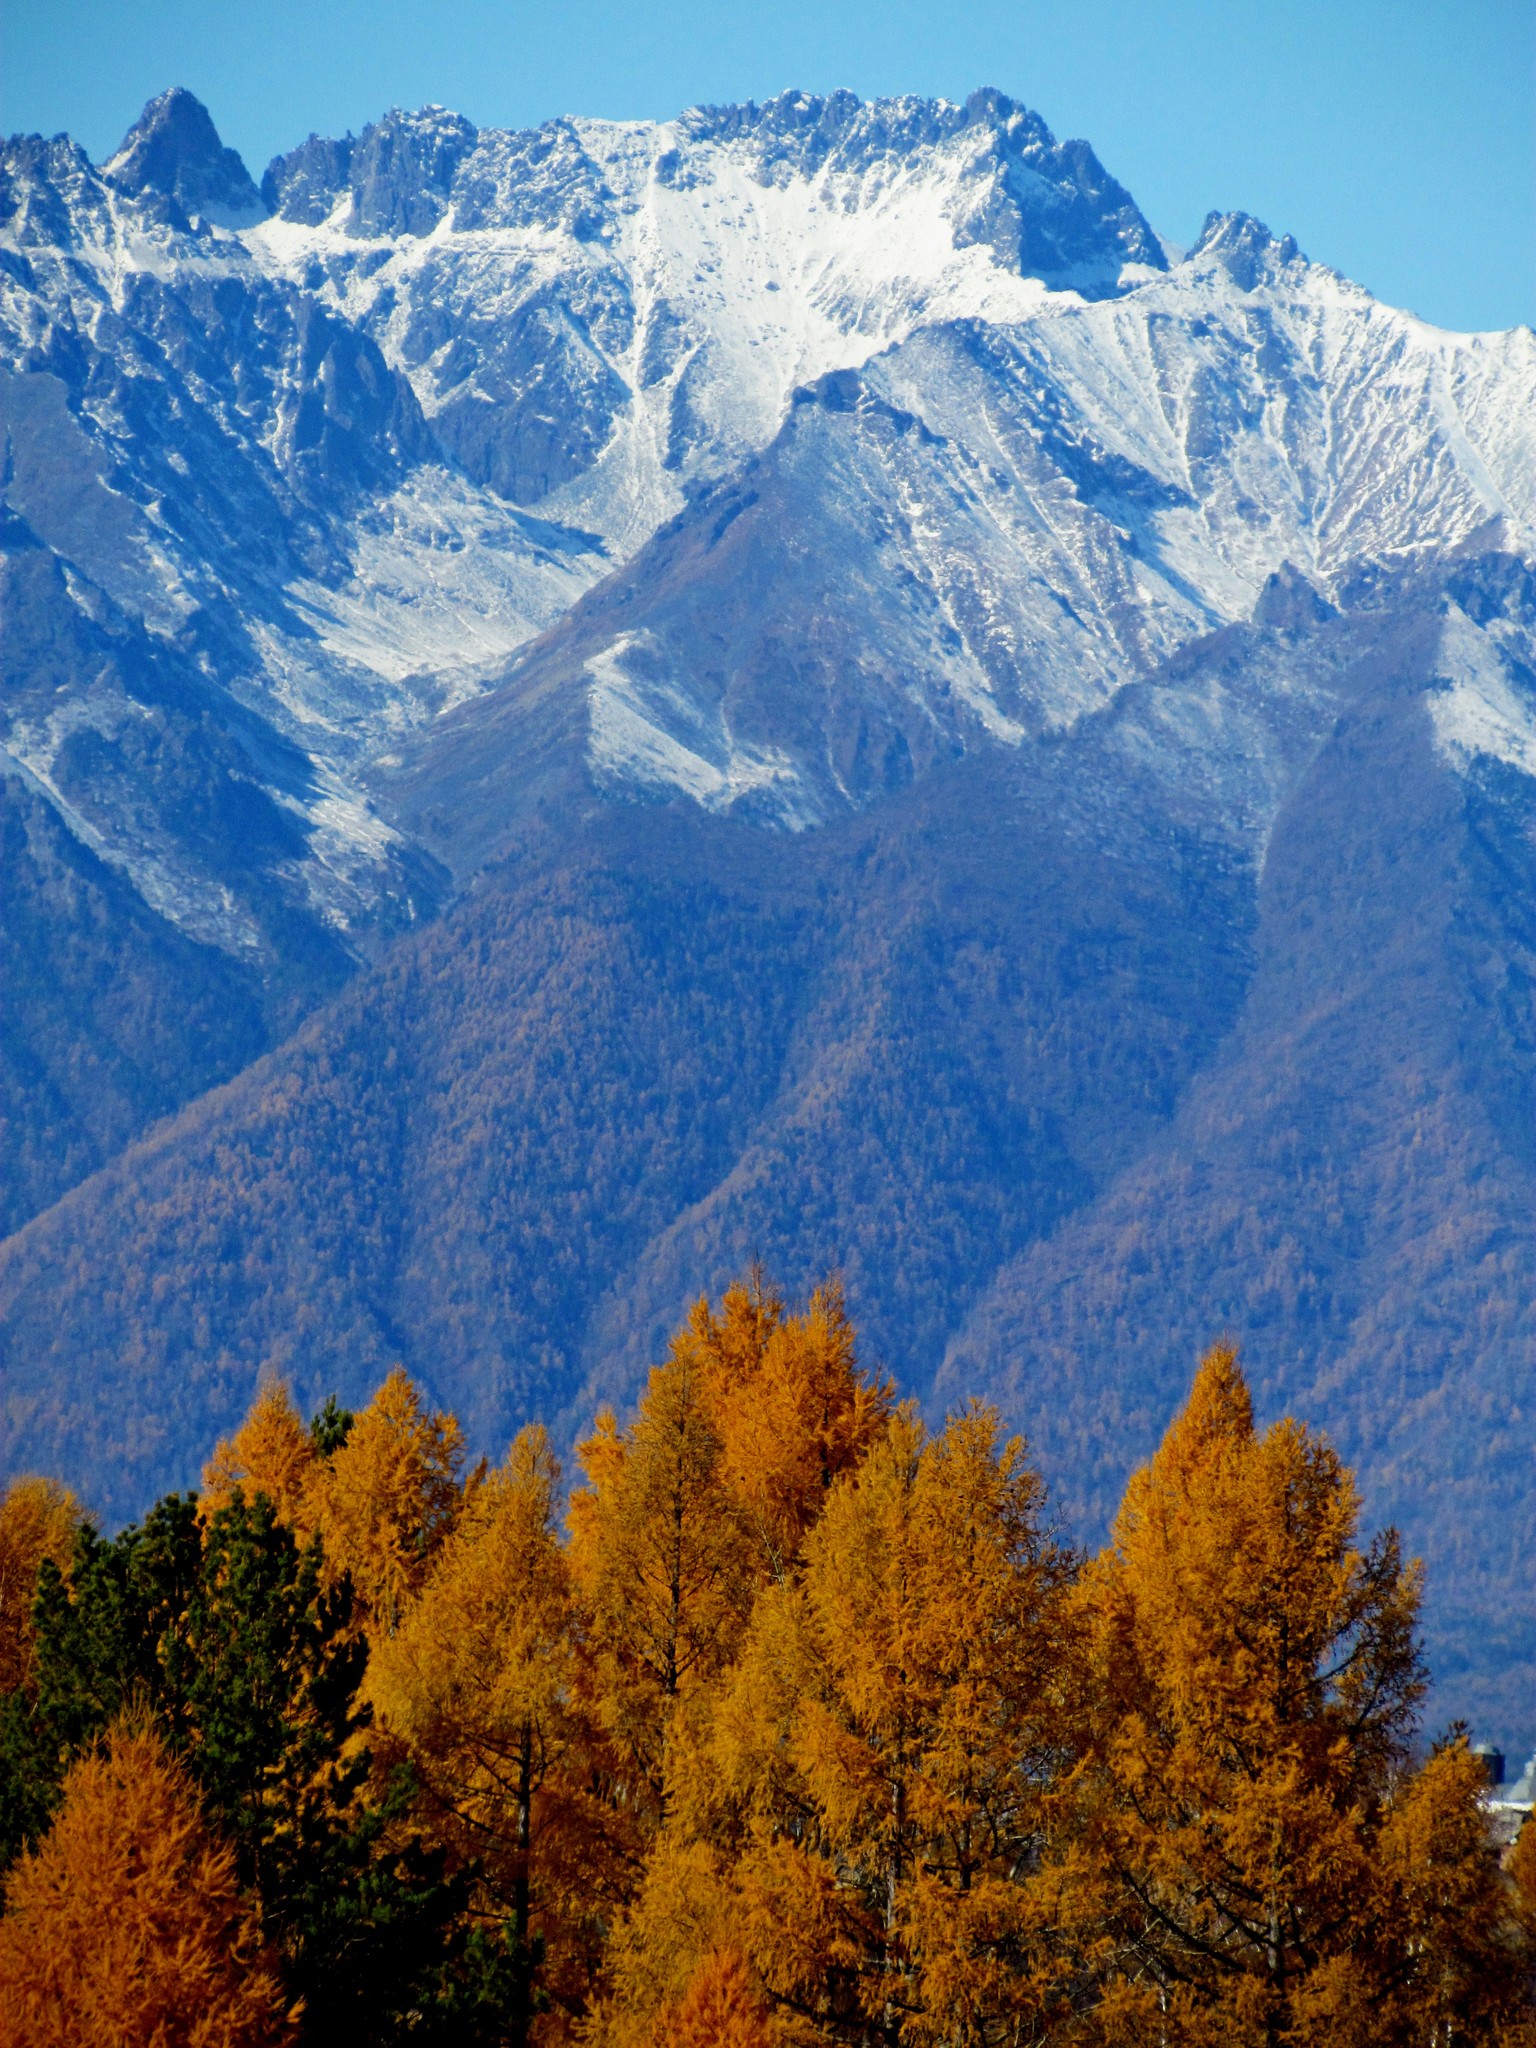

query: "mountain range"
left=2, top=86, right=1533, bottom=1742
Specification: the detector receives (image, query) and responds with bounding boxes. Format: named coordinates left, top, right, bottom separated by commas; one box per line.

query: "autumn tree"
left=657, top=1948, right=776, bottom=2047
left=695, top=1403, right=1076, bottom=2044
left=0, top=1492, right=205, bottom=1859
left=0, top=1718, right=295, bottom=2048
left=1502, top=1818, right=1536, bottom=2045
left=1055, top=1344, right=1506, bottom=2046
left=569, top=1344, right=754, bottom=1818
left=204, top=1370, right=462, bottom=1632
left=1355, top=1734, right=1530, bottom=2044
left=312, top=1367, right=466, bottom=1631
left=0, top=1478, right=81, bottom=1698
left=682, top=1274, right=892, bottom=1579
left=0, top=1488, right=465, bottom=2043
left=201, top=1379, right=319, bottom=1532
left=369, top=1426, right=621, bottom=2041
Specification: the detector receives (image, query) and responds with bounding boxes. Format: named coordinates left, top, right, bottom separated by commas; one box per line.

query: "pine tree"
left=1, top=1487, right=465, bottom=2043
left=0, top=1492, right=204, bottom=1860
left=0, top=1719, right=296, bottom=2048
left=1359, top=1735, right=1529, bottom=2045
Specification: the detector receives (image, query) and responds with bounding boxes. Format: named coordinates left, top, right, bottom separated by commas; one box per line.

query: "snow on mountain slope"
left=0, top=119, right=606, bottom=947
left=1428, top=559, right=1536, bottom=780
left=251, top=89, right=1162, bottom=556
left=4, top=84, right=1534, bottom=947
left=382, top=217, right=1535, bottom=854
left=0, top=87, right=1167, bottom=948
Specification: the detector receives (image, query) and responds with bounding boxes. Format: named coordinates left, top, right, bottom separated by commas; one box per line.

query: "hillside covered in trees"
left=1, top=1278, right=1532, bottom=2045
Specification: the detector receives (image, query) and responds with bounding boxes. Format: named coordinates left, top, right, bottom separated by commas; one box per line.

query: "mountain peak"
left=102, top=86, right=265, bottom=226
left=1189, top=209, right=1303, bottom=288
left=673, top=88, right=1165, bottom=291
left=262, top=102, right=478, bottom=237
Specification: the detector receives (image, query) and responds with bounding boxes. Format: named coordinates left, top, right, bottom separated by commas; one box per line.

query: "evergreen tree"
left=0, top=1492, right=204, bottom=1859
left=0, top=1488, right=466, bottom=2043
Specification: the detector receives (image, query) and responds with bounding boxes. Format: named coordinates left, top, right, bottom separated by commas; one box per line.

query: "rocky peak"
left=260, top=130, right=355, bottom=227
left=1189, top=210, right=1302, bottom=290
left=676, top=87, right=1165, bottom=293
left=0, top=133, right=109, bottom=249
left=346, top=106, right=479, bottom=237
left=102, top=87, right=266, bottom=226
left=262, top=104, right=478, bottom=236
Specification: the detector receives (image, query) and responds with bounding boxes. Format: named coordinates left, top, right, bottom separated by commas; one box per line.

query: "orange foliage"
left=0, top=1477, right=80, bottom=1693
left=7, top=1296, right=1534, bottom=2047
left=201, top=1379, right=317, bottom=1532
left=1059, top=1343, right=1448, bottom=2040
left=569, top=1344, right=752, bottom=1811
left=657, top=1948, right=774, bottom=2048
left=682, top=1275, right=892, bottom=1578
left=0, top=1720, right=295, bottom=2048
left=311, top=1367, right=465, bottom=1629
left=368, top=1425, right=621, bottom=2036
left=707, top=1403, right=1076, bottom=2041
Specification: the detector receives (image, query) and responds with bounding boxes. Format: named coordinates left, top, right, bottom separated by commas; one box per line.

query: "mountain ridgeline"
left=1, top=86, right=1533, bottom=1742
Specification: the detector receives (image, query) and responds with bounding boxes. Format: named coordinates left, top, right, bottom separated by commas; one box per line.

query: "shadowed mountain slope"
left=0, top=746, right=1253, bottom=1519
left=5, top=551, right=1534, bottom=1741
left=944, top=566, right=1536, bottom=1735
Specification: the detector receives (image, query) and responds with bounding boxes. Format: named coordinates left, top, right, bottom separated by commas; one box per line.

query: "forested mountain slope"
left=1, top=85, right=1533, bottom=1742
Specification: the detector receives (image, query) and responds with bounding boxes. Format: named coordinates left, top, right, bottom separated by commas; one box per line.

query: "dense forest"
left=0, top=1277, right=1532, bottom=2045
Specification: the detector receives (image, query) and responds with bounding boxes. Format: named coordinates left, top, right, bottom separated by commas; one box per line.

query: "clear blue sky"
left=3, top=0, right=1531, bottom=332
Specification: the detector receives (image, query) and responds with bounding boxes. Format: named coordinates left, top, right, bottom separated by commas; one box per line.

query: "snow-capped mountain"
left=4, top=86, right=1531, bottom=926
left=384, top=227, right=1536, bottom=857
left=3, top=85, right=1536, bottom=1740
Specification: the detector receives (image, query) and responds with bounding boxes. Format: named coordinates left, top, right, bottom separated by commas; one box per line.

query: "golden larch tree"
left=657, top=1947, right=776, bottom=2047
left=1357, top=1736, right=1529, bottom=2045
left=201, top=1379, right=317, bottom=1532
left=0, top=1477, right=80, bottom=1695
left=0, top=1719, right=296, bottom=2048
left=368, top=1424, right=620, bottom=2040
left=311, top=1367, right=465, bottom=1631
left=1057, top=1344, right=1466, bottom=2045
left=710, top=1402, right=1077, bottom=2043
left=568, top=1341, right=754, bottom=1815
left=683, top=1275, right=893, bottom=1579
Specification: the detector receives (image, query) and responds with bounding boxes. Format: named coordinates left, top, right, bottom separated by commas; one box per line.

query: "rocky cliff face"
left=2, top=87, right=1534, bottom=1743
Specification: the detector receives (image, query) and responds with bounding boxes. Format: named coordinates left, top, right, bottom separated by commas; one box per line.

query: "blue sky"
left=3, top=0, right=1531, bottom=331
